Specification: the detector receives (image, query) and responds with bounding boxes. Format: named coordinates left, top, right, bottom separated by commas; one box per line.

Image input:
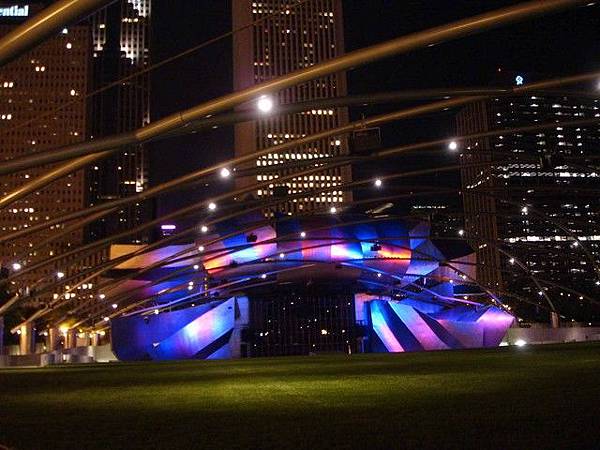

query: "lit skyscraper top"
left=88, top=0, right=152, bottom=243
left=233, top=0, right=351, bottom=215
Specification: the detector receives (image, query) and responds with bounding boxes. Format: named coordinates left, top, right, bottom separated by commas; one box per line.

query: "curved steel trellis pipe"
left=77, top=239, right=505, bottom=330
left=43, top=206, right=598, bottom=330
left=29, top=193, right=454, bottom=318
left=0, top=0, right=116, bottom=67
left=7, top=155, right=600, bottom=306
left=0, top=0, right=314, bottom=138
left=3, top=112, right=598, bottom=266
left=57, top=208, right=578, bottom=326
left=5, top=158, right=496, bottom=287
left=76, top=230, right=553, bottom=324
left=9, top=172, right=600, bottom=320
left=7, top=154, right=600, bottom=316
left=0, top=0, right=589, bottom=207
left=66, top=201, right=600, bottom=325
left=1, top=108, right=599, bottom=256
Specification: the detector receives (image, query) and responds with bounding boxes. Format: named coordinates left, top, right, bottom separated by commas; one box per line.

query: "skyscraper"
left=87, top=0, right=151, bottom=243
left=0, top=7, right=90, bottom=295
left=232, top=0, right=351, bottom=215
left=457, top=72, right=600, bottom=322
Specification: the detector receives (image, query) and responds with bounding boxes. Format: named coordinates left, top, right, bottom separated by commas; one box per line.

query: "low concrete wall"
left=58, top=345, right=118, bottom=363
left=505, top=326, right=600, bottom=345
left=0, top=353, right=41, bottom=367
left=0, top=344, right=118, bottom=367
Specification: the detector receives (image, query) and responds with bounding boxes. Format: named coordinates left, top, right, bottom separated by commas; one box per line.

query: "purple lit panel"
left=366, top=299, right=513, bottom=353
left=203, top=226, right=277, bottom=272
left=369, top=300, right=404, bottom=352
left=388, top=302, right=449, bottom=351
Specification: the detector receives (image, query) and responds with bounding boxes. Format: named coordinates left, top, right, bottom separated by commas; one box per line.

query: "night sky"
left=149, top=1, right=600, bottom=217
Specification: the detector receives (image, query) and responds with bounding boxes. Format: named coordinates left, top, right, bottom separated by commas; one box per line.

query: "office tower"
left=457, top=72, right=600, bottom=321
left=87, top=0, right=151, bottom=242
left=232, top=0, right=351, bottom=215
left=0, top=9, right=90, bottom=297
left=409, top=203, right=465, bottom=239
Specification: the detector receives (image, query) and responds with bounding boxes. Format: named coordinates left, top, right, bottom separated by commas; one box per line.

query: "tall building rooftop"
left=232, top=0, right=351, bottom=216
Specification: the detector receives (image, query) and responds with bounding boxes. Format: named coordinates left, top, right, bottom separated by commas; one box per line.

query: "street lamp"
left=257, top=95, right=274, bottom=113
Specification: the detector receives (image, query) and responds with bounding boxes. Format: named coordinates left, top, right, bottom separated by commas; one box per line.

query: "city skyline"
left=457, top=73, right=600, bottom=322
left=1, top=3, right=600, bottom=448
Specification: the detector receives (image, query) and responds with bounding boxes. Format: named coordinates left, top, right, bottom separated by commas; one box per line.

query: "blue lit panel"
left=112, top=298, right=240, bottom=361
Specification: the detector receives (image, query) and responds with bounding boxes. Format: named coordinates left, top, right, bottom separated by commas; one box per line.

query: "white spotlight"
left=208, top=202, right=217, bottom=211
left=515, top=339, right=527, bottom=347
left=220, top=167, right=231, bottom=178
left=374, top=178, right=382, bottom=188
left=56, top=271, right=65, bottom=279
left=257, top=95, right=274, bottom=113
left=330, top=206, right=337, bottom=214
left=300, top=231, right=306, bottom=238
left=12, top=262, right=21, bottom=271
left=200, top=225, right=208, bottom=233
left=448, top=141, right=458, bottom=151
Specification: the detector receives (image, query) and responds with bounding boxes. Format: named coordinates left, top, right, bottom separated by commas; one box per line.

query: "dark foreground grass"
left=1, top=343, right=600, bottom=450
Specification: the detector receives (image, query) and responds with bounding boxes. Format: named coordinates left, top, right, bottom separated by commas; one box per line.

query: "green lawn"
left=1, top=343, right=600, bottom=449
